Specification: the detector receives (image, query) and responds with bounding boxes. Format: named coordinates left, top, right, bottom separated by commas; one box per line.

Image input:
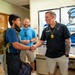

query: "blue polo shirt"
left=6, top=28, right=20, bottom=53
left=19, top=26, right=37, bottom=46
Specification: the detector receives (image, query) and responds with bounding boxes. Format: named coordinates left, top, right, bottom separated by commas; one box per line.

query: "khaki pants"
left=46, top=55, right=69, bottom=75
left=20, top=50, right=34, bottom=62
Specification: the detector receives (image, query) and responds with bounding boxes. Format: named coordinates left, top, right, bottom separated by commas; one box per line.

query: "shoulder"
left=41, top=27, right=49, bottom=34
left=7, top=28, right=15, bottom=33
left=19, top=27, right=24, bottom=34
left=56, top=22, right=67, bottom=29
left=20, top=26, right=24, bottom=30
left=28, top=27, right=35, bottom=32
left=44, top=26, right=49, bottom=31
left=6, top=28, right=16, bottom=36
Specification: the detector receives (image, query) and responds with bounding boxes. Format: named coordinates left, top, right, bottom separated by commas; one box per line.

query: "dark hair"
left=9, top=14, right=20, bottom=26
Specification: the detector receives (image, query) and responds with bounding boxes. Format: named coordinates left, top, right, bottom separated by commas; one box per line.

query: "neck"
left=11, top=24, right=15, bottom=28
left=50, top=21, right=56, bottom=28
left=24, top=26, right=28, bottom=29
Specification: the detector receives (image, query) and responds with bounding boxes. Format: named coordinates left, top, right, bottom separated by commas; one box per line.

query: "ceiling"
left=2, top=0, right=30, bottom=10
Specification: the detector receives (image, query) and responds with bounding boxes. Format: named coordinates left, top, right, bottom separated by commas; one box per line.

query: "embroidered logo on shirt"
left=46, top=30, right=51, bottom=32
left=57, top=28, right=60, bottom=30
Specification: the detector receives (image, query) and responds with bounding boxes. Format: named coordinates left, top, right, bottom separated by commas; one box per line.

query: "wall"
left=30, top=0, right=75, bottom=55
left=0, top=0, right=30, bottom=21
left=30, top=0, right=75, bottom=34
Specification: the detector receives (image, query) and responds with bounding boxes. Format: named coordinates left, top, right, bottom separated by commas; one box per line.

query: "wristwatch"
left=30, top=46, right=32, bottom=50
left=30, top=40, right=32, bottom=42
left=65, top=54, right=69, bottom=57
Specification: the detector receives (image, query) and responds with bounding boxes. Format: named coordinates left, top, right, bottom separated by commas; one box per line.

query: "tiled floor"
left=55, top=69, right=75, bottom=75
left=36, top=69, right=75, bottom=75
left=26, top=56, right=75, bottom=75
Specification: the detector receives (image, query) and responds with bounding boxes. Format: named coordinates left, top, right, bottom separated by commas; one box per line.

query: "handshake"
left=29, top=45, right=37, bottom=52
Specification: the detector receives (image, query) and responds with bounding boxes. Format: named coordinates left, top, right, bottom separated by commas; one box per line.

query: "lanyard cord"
left=49, top=25, right=57, bottom=38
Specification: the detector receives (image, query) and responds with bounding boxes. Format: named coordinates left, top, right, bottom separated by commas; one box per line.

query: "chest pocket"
left=54, top=26, right=63, bottom=38
left=27, top=31, right=33, bottom=39
left=24, top=30, right=33, bottom=40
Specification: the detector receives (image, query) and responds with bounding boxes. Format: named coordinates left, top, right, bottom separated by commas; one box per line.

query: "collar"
left=48, top=21, right=57, bottom=28
left=21, top=26, right=30, bottom=30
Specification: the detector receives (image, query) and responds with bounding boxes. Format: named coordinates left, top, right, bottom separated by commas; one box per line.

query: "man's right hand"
left=32, top=45, right=37, bottom=50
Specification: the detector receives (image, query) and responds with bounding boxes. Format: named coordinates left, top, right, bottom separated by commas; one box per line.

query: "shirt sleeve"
left=32, top=29, right=37, bottom=38
left=63, top=25, right=70, bottom=39
left=7, top=29, right=18, bottom=44
left=40, top=29, right=46, bottom=41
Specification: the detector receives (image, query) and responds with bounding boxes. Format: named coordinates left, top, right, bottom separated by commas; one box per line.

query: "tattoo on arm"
left=65, top=39, right=71, bottom=54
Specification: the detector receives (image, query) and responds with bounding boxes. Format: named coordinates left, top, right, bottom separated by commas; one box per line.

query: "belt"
left=6, top=53, right=20, bottom=55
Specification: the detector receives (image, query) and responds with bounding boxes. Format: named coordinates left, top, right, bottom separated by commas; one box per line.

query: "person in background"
left=6, top=14, right=32, bottom=75
left=32, top=11, right=71, bottom=75
left=19, top=18, right=37, bottom=75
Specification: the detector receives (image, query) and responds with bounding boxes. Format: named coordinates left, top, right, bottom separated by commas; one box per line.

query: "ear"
left=52, top=15, right=55, bottom=19
left=12, top=20, right=15, bottom=24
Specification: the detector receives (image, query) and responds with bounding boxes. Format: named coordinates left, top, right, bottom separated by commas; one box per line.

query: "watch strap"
left=30, top=40, right=32, bottom=42
left=65, top=54, right=69, bottom=57
left=30, top=46, right=32, bottom=50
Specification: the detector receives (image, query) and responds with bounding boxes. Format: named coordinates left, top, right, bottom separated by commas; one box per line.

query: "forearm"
left=12, top=42, right=30, bottom=50
left=65, top=43, right=70, bottom=54
left=30, top=38, right=37, bottom=42
left=65, top=39, right=71, bottom=54
left=20, top=40, right=25, bottom=44
left=35, top=40, right=44, bottom=48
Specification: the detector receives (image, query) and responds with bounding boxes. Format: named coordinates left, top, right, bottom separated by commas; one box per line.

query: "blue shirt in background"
left=19, top=26, right=37, bottom=46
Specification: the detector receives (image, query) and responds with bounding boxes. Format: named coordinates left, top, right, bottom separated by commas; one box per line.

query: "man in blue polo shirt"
left=19, top=18, right=37, bottom=75
left=6, top=14, right=32, bottom=75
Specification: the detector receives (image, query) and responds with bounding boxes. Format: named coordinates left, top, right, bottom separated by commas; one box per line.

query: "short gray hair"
left=45, top=11, right=56, bottom=19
